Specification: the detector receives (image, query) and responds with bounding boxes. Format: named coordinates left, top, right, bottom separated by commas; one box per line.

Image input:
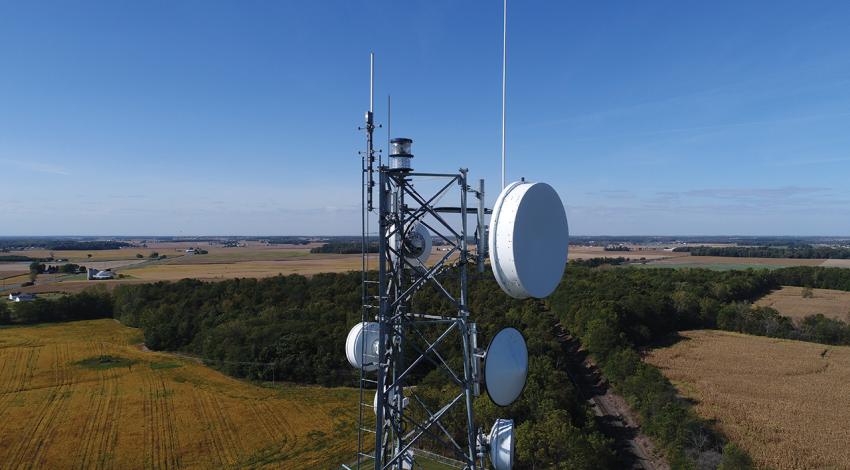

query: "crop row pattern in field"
left=646, top=330, right=850, bottom=470
left=0, top=319, right=358, bottom=469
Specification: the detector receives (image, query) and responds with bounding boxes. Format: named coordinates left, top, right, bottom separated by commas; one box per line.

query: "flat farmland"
left=645, top=330, right=850, bottom=470
left=2, top=249, right=179, bottom=263
left=647, top=255, right=828, bottom=270
left=160, top=249, right=311, bottom=265
left=0, top=319, right=359, bottom=469
left=1, top=244, right=367, bottom=294
left=123, top=256, right=364, bottom=281
left=755, top=286, right=850, bottom=322
left=568, top=245, right=684, bottom=262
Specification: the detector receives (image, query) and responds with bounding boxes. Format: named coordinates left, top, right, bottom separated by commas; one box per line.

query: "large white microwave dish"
left=484, top=327, right=528, bottom=407
left=489, top=181, right=569, bottom=299
left=488, top=418, right=515, bottom=470
left=345, top=322, right=381, bottom=372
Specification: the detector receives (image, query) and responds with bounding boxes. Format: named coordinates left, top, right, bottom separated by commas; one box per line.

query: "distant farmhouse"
left=8, top=293, right=36, bottom=302
left=87, top=268, right=115, bottom=280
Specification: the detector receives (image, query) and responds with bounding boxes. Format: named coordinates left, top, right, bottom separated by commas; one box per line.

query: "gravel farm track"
left=552, top=319, right=668, bottom=470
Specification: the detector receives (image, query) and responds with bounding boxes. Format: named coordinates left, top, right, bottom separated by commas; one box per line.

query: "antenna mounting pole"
left=501, top=0, right=507, bottom=189
left=365, top=53, right=376, bottom=212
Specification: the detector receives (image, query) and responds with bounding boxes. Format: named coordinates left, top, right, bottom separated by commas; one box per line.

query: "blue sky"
left=1, top=1, right=849, bottom=236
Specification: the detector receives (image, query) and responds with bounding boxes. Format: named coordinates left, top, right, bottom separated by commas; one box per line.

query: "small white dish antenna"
left=345, top=322, right=381, bottom=372
left=373, top=387, right=409, bottom=415
left=489, top=181, right=569, bottom=299
left=390, top=222, right=432, bottom=267
left=484, top=327, right=528, bottom=407
left=488, top=418, right=515, bottom=470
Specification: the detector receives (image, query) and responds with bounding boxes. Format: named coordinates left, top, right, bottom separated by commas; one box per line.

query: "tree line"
left=674, top=245, right=850, bottom=259
left=0, top=239, right=132, bottom=251
left=310, top=242, right=378, bottom=254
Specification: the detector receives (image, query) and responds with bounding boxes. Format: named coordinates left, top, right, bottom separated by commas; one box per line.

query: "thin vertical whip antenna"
left=370, top=53, right=374, bottom=113
left=501, top=0, right=507, bottom=189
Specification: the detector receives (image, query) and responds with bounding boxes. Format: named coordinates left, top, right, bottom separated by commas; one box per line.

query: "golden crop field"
left=645, top=330, right=850, bottom=470
left=0, top=319, right=359, bottom=469
left=122, top=256, right=365, bottom=281
left=756, top=286, right=850, bottom=322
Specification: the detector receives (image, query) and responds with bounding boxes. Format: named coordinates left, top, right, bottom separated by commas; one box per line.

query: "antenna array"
left=344, top=51, right=569, bottom=470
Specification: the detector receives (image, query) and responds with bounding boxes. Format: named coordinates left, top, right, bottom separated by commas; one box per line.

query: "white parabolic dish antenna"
left=489, top=181, right=569, bottom=299
left=345, top=322, right=380, bottom=372
left=390, top=222, right=432, bottom=267
left=484, top=327, right=528, bottom=407
left=489, top=418, right=515, bottom=470
left=373, top=388, right=409, bottom=415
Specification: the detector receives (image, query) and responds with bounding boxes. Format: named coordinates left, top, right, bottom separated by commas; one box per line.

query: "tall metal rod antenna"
left=366, top=53, right=376, bottom=212
left=501, top=0, right=507, bottom=189
left=358, top=52, right=375, bottom=470
left=386, top=95, right=391, bottom=167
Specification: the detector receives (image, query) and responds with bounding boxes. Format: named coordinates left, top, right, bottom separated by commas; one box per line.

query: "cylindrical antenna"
left=370, top=52, right=374, bottom=113
left=501, top=0, right=507, bottom=189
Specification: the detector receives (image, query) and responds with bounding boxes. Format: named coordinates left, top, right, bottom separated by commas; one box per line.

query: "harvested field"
left=122, top=256, right=363, bottom=281
left=0, top=319, right=359, bottom=469
left=0, top=263, right=30, bottom=275
left=645, top=330, right=850, bottom=470
left=162, top=249, right=311, bottom=265
left=568, top=246, right=684, bottom=262
left=3, top=249, right=176, bottom=263
left=821, top=259, right=850, bottom=268
left=755, top=286, right=850, bottom=322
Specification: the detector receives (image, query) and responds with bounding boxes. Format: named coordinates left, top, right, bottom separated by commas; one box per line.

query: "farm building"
left=7, top=293, right=36, bottom=302
left=87, top=268, right=115, bottom=280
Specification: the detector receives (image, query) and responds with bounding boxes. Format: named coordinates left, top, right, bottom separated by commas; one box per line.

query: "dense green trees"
left=717, top=303, right=850, bottom=345
left=1, top=288, right=112, bottom=325
left=0, top=238, right=132, bottom=251
left=112, top=274, right=361, bottom=385
left=0, top=255, right=37, bottom=262
left=310, top=242, right=378, bottom=254
left=0, top=303, right=10, bottom=323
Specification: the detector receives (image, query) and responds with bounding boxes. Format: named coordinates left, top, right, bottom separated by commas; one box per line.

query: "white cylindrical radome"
left=389, top=222, right=432, bottom=268
left=489, top=418, right=515, bottom=470
left=373, top=387, right=409, bottom=415
left=345, top=322, right=381, bottom=372
left=489, top=181, right=569, bottom=299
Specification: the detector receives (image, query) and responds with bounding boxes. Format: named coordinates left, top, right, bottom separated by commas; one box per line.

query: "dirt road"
left=552, top=321, right=668, bottom=470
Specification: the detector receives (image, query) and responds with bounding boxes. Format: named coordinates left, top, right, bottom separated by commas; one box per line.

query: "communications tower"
left=343, top=54, right=569, bottom=470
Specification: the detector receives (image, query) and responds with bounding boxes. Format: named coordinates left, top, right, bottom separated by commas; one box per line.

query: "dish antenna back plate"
left=484, top=327, right=528, bottom=407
